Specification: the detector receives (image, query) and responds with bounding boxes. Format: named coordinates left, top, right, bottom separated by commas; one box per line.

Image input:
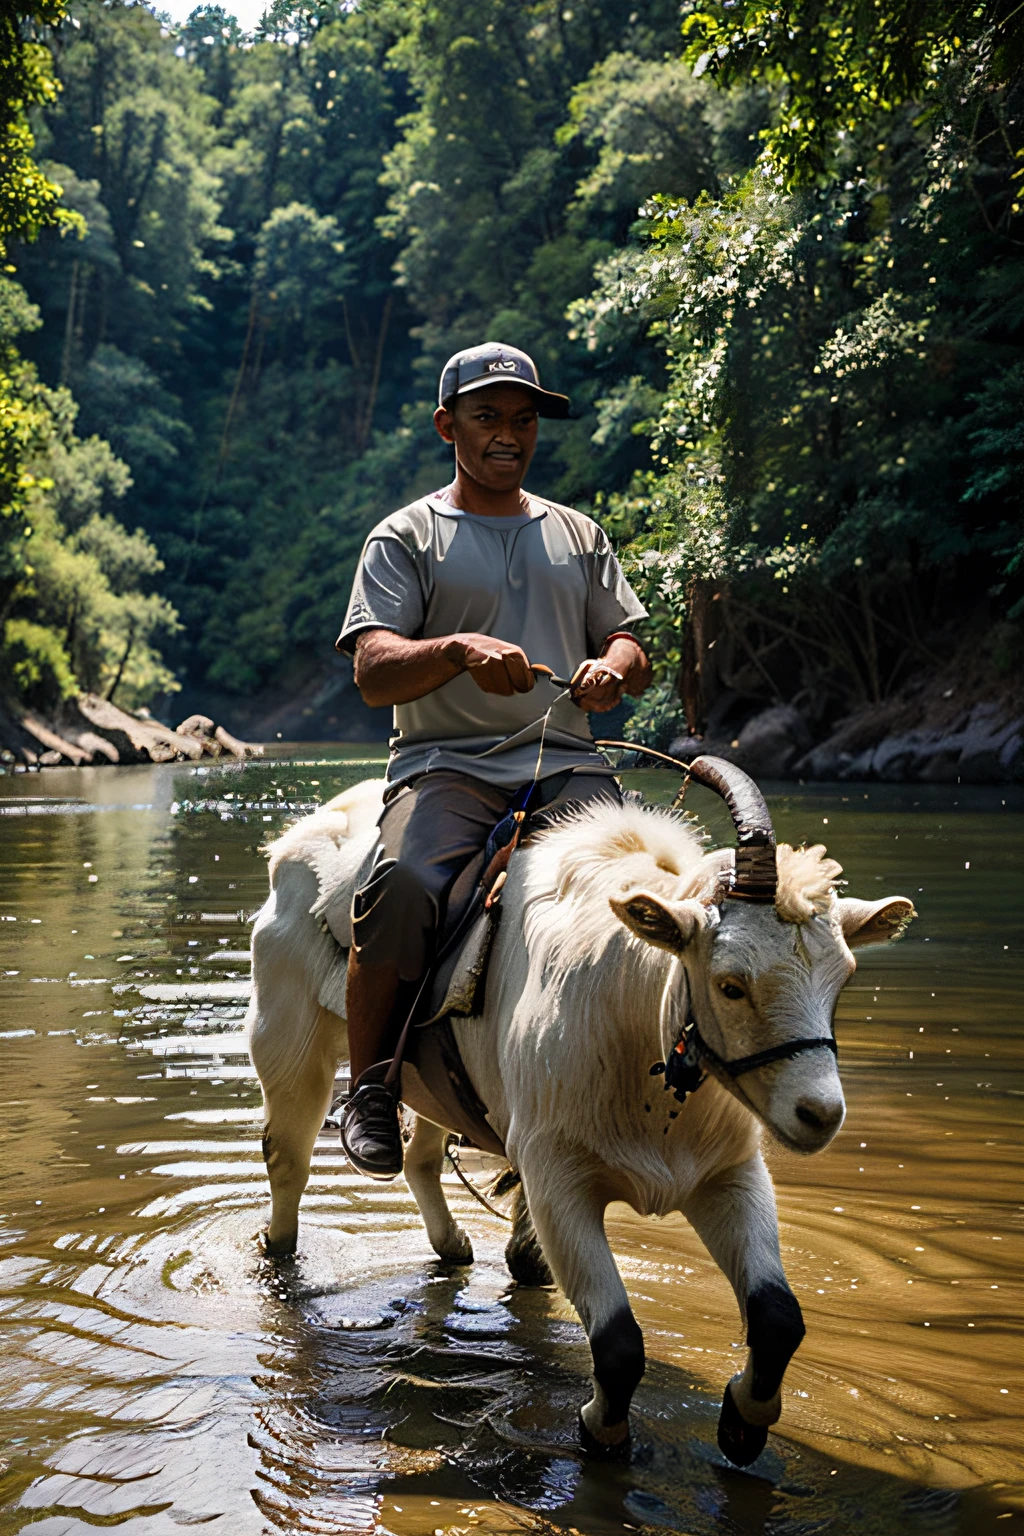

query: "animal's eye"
left=719, top=981, right=746, bottom=1001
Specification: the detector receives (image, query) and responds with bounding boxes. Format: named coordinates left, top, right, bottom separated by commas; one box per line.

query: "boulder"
left=838, top=747, right=877, bottom=781
left=956, top=708, right=1021, bottom=784
left=793, top=741, right=859, bottom=780
left=667, top=733, right=706, bottom=764
left=669, top=707, right=811, bottom=777
left=733, top=705, right=812, bottom=777
left=872, top=732, right=928, bottom=782
left=1000, top=731, right=1024, bottom=782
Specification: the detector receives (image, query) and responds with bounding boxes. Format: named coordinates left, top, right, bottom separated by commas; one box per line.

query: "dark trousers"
left=351, top=769, right=620, bottom=981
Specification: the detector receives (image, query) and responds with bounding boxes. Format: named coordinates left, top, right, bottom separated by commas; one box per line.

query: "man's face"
left=434, top=385, right=539, bottom=491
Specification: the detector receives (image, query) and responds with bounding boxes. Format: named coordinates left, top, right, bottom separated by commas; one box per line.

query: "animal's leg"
left=248, top=861, right=343, bottom=1256
left=257, top=1019, right=337, bottom=1257
left=402, top=1116, right=473, bottom=1264
left=521, top=1155, right=643, bottom=1457
left=681, top=1152, right=805, bottom=1467
left=504, top=1183, right=552, bottom=1287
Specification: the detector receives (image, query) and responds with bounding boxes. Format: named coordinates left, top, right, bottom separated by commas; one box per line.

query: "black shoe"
left=341, top=1073, right=403, bottom=1180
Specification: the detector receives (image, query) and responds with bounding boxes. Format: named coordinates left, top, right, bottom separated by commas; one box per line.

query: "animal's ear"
left=837, top=896, right=917, bottom=948
left=610, top=892, right=701, bottom=953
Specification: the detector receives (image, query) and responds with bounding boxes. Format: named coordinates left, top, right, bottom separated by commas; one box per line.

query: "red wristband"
left=601, top=631, right=645, bottom=653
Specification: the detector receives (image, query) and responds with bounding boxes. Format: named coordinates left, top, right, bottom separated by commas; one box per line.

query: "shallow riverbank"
left=0, top=692, right=262, bottom=769
left=669, top=686, right=1024, bottom=786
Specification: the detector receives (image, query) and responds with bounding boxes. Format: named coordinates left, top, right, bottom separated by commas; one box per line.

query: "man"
left=336, top=341, right=652, bottom=1177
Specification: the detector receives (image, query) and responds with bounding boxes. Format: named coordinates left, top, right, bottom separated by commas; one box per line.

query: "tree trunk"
left=858, top=576, right=881, bottom=704
left=356, top=292, right=392, bottom=453
left=105, top=620, right=135, bottom=703
left=678, top=579, right=722, bottom=736
left=60, top=258, right=79, bottom=386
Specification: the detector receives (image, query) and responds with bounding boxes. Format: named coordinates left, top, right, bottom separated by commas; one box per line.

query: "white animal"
left=247, top=770, right=914, bottom=1466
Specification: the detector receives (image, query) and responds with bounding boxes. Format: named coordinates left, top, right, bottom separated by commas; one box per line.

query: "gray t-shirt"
left=337, top=493, right=647, bottom=787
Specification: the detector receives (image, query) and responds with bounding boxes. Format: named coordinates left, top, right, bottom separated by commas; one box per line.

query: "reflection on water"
left=0, top=751, right=1020, bottom=1534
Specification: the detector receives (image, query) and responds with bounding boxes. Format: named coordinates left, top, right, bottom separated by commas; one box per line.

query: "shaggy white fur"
left=775, top=843, right=844, bottom=922
left=523, top=802, right=843, bottom=973
left=265, top=777, right=385, bottom=883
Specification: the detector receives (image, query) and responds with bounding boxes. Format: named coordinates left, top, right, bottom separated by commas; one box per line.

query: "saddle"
left=314, top=780, right=556, bottom=1158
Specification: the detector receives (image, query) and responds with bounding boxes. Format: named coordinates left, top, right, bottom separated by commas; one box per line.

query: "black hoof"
left=579, top=1410, right=631, bottom=1461
left=717, top=1381, right=769, bottom=1467
left=258, top=1229, right=297, bottom=1259
left=505, top=1235, right=553, bottom=1287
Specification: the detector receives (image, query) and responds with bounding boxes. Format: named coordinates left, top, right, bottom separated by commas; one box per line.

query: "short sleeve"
left=585, top=528, right=648, bottom=654
left=336, top=533, right=426, bottom=654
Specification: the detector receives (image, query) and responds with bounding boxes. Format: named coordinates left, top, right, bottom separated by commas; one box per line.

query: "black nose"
left=795, top=1098, right=844, bottom=1134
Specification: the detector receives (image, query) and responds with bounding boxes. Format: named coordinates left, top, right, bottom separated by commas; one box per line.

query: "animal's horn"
left=686, top=755, right=777, bottom=903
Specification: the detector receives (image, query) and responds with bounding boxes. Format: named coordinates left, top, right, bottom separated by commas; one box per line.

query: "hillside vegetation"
left=2, top=0, right=1022, bottom=771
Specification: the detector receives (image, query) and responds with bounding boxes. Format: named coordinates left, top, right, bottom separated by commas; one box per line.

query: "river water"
left=0, top=751, right=1020, bottom=1536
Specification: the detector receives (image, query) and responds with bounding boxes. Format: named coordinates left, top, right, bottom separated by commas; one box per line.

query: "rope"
left=594, top=739, right=693, bottom=774
left=530, top=684, right=572, bottom=788
left=444, top=1134, right=513, bottom=1222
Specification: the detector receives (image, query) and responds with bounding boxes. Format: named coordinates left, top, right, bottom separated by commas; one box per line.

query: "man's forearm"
left=353, top=629, right=465, bottom=707
left=352, top=625, right=650, bottom=709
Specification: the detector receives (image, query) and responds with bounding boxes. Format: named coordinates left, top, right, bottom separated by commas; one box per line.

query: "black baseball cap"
left=438, top=341, right=570, bottom=418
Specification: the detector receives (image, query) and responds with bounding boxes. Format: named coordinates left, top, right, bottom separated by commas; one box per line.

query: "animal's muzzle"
left=794, top=1094, right=845, bottom=1136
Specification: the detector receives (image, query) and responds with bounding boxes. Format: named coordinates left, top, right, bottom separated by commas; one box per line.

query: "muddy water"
left=0, top=751, right=1020, bottom=1536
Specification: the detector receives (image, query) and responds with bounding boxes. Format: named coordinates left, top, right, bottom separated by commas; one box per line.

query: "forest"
left=1, top=0, right=1023, bottom=769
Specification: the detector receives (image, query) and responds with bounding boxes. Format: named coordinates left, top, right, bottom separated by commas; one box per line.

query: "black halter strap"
left=696, top=1028, right=838, bottom=1081
left=650, top=1013, right=838, bottom=1105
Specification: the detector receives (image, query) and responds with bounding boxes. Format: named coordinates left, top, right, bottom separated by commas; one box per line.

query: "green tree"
left=0, top=2, right=72, bottom=254
left=1, top=2, right=76, bottom=561
left=0, top=5, right=181, bottom=716
left=558, top=53, right=728, bottom=223
left=379, top=0, right=697, bottom=512
left=34, top=0, right=228, bottom=371
left=681, top=0, right=1024, bottom=186
left=576, top=4, right=1024, bottom=739
left=0, top=276, right=178, bottom=710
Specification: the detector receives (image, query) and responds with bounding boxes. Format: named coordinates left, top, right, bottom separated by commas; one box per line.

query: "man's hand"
left=447, top=633, right=535, bottom=697
left=572, top=635, right=652, bottom=713
left=571, top=659, right=625, bottom=713
left=353, top=628, right=535, bottom=707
